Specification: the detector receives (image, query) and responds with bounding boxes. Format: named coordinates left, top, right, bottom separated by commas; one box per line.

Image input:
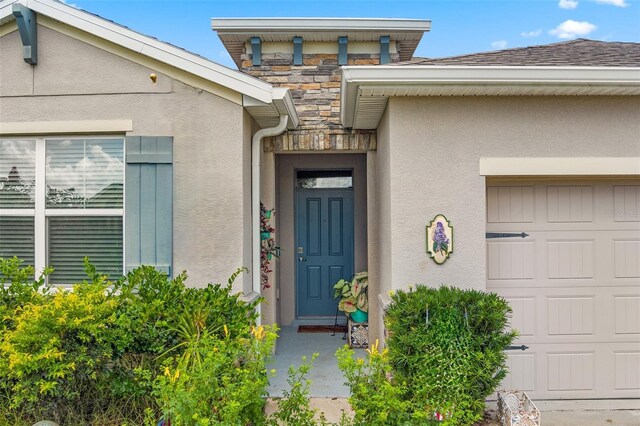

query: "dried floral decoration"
left=260, top=202, right=280, bottom=289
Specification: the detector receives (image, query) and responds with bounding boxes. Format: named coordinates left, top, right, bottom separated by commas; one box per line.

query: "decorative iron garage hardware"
left=505, top=345, right=529, bottom=351
left=486, top=232, right=529, bottom=239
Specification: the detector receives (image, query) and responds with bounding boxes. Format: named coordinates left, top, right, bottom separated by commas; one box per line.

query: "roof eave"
left=1, top=0, right=276, bottom=103
left=212, top=17, right=431, bottom=33
left=341, top=66, right=640, bottom=129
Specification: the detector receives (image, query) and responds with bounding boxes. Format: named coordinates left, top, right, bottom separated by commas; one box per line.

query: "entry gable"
left=0, top=0, right=298, bottom=128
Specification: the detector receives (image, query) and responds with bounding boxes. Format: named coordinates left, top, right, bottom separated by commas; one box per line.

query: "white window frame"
left=0, top=136, right=125, bottom=284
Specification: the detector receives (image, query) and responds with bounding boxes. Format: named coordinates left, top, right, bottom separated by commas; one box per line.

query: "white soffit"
left=341, top=66, right=640, bottom=129
left=480, top=157, right=640, bottom=176
left=212, top=17, right=431, bottom=65
left=0, top=0, right=299, bottom=128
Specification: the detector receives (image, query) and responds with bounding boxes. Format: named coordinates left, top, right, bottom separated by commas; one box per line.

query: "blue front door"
left=296, top=188, right=354, bottom=317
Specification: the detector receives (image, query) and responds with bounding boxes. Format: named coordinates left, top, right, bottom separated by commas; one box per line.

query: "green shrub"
left=336, top=342, right=410, bottom=425
left=0, top=258, right=272, bottom=426
left=155, top=325, right=277, bottom=426
left=338, top=285, right=516, bottom=426
left=269, top=354, right=322, bottom=426
left=0, top=260, right=119, bottom=424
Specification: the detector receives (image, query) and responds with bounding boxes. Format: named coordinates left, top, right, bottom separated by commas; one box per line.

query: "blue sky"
left=66, top=0, right=639, bottom=68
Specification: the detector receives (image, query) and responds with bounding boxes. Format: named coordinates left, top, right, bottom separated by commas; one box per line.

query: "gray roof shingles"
left=396, top=39, right=640, bottom=67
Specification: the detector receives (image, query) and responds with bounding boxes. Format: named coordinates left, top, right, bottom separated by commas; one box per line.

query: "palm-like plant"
left=333, top=271, right=368, bottom=314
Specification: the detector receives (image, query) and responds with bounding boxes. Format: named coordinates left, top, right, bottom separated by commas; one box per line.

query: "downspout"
left=252, top=114, right=289, bottom=324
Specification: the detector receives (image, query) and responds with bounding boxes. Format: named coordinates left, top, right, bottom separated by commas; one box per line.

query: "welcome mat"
left=297, top=325, right=347, bottom=333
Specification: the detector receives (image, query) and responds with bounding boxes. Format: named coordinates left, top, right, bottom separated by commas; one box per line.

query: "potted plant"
left=333, top=271, right=368, bottom=323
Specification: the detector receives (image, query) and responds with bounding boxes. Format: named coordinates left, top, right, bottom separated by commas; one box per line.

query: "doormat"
left=297, top=325, right=347, bottom=333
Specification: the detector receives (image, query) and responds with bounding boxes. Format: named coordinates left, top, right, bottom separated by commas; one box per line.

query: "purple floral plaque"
left=426, top=214, right=453, bottom=264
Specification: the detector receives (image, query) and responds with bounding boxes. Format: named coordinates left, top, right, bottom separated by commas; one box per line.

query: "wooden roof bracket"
left=12, top=4, right=37, bottom=65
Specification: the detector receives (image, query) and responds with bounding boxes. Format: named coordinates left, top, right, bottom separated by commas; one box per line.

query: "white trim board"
left=479, top=157, right=640, bottom=176
left=0, top=120, right=133, bottom=135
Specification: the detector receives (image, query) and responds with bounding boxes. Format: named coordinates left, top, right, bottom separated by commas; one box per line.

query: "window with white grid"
left=0, top=137, right=124, bottom=284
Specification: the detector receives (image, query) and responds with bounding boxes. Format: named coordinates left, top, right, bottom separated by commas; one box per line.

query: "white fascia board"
left=341, top=65, right=640, bottom=128
left=243, top=89, right=299, bottom=129
left=341, top=66, right=640, bottom=86
left=212, top=17, right=431, bottom=33
left=2, top=0, right=276, bottom=103
left=272, top=87, right=300, bottom=129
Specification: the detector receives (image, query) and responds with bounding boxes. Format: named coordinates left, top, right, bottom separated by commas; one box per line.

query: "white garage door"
left=486, top=180, right=640, bottom=400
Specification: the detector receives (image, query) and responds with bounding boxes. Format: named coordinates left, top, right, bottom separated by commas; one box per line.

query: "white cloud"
left=559, top=0, right=579, bottom=9
left=58, top=0, right=78, bottom=8
left=549, top=20, right=597, bottom=39
left=491, top=40, right=508, bottom=49
left=596, top=0, right=628, bottom=7
left=521, top=29, right=542, bottom=37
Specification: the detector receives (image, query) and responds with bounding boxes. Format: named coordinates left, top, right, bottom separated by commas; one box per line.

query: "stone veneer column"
left=241, top=51, right=400, bottom=152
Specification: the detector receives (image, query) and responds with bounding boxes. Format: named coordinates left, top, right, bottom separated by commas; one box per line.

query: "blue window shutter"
left=125, top=136, right=173, bottom=276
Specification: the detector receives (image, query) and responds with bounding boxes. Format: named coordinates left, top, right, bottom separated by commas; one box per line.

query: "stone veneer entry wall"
left=241, top=51, right=396, bottom=151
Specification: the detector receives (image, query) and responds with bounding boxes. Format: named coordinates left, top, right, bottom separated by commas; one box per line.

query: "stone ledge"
left=265, top=130, right=376, bottom=152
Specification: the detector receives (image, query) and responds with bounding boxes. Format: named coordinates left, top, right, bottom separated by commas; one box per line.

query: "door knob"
left=298, top=257, right=306, bottom=262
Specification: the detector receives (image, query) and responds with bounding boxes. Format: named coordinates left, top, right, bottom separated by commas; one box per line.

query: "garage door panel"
left=488, top=180, right=640, bottom=400
left=548, top=351, right=595, bottom=391
left=500, top=286, right=639, bottom=344
left=614, top=296, right=640, bottom=335
left=487, top=186, right=535, bottom=223
left=547, top=240, right=594, bottom=279
left=614, top=240, right=640, bottom=278
left=501, top=342, right=640, bottom=399
left=547, top=296, right=595, bottom=336
left=547, top=185, right=594, bottom=223
left=487, top=241, right=535, bottom=280
left=614, top=351, right=640, bottom=390
left=613, top=185, right=640, bottom=222
left=503, top=352, right=537, bottom=392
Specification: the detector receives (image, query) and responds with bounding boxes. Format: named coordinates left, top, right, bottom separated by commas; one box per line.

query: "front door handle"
left=298, top=257, right=307, bottom=262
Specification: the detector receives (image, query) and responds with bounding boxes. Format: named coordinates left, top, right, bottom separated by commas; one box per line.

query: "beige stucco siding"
left=382, top=96, right=640, bottom=292
left=1, top=24, right=251, bottom=289
left=367, top=107, right=392, bottom=343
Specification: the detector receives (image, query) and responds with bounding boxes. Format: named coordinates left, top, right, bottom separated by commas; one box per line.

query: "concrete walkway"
left=267, top=325, right=366, bottom=398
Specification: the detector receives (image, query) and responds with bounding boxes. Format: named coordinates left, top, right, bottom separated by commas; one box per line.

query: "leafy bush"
left=269, top=354, right=322, bottom=426
left=0, top=258, right=272, bottom=426
left=155, top=325, right=277, bottom=425
left=338, top=285, right=517, bottom=426
left=336, top=342, right=410, bottom=425
left=0, top=260, right=118, bottom=423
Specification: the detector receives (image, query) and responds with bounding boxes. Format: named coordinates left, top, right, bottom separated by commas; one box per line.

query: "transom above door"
left=295, top=170, right=354, bottom=317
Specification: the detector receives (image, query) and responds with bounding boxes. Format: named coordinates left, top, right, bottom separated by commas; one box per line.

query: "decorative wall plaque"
left=426, top=214, right=453, bottom=264
left=348, top=319, right=369, bottom=348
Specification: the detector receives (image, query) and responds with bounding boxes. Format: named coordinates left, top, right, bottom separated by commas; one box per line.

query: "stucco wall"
left=276, top=154, right=368, bottom=325
left=382, top=96, right=640, bottom=292
left=367, top=107, right=393, bottom=344
left=0, top=24, right=250, bottom=289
